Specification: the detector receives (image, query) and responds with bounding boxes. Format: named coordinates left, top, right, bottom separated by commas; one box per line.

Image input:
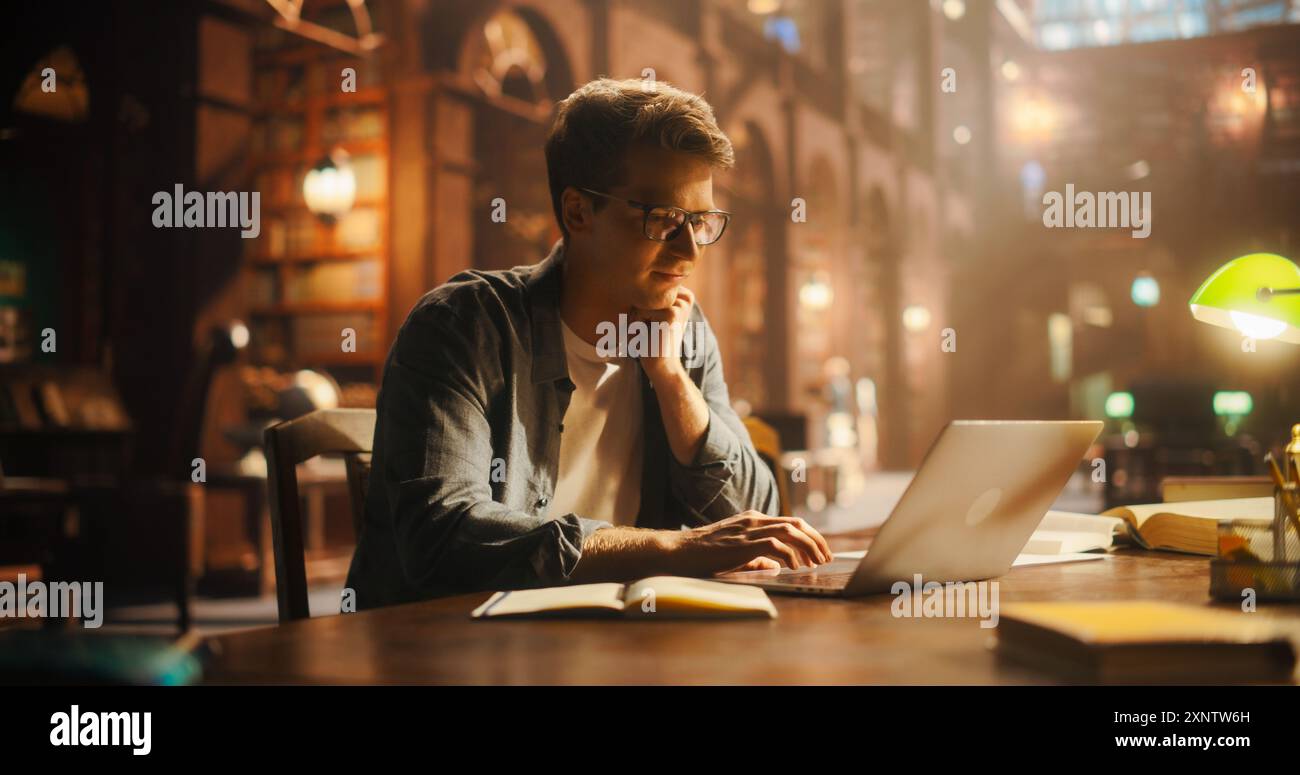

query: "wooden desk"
left=203, top=532, right=1300, bottom=685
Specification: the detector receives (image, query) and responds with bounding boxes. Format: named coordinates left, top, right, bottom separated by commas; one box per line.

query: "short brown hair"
left=544, top=78, right=734, bottom=243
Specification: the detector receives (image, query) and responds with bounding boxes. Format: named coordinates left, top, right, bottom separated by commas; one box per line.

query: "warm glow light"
left=294, top=370, right=340, bottom=410
left=747, top=0, right=780, bottom=14
left=902, top=304, right=932, bottom=332
left=1229, top=310, right=1287, bottom=339
left=1092, top=19, right=1111, bottom=44
left=1010, top=96, right=1058, bottom=141
left=942, top=0, right=966, bottom=21
left=1082, top=306, right=1113, bottom=327
left=1000, top=60, right=1021, bottom=82
left=230, top=321, right=250, bottom=349
left=952, top=125, right=972, bottom=144
left=799, top=272, right=833, bottom=311
left=1209, top=72, right=1268, bottom=142
left=303, top=150, right=357, bottom=220
left=1047, top=312, right=1072, bottom=382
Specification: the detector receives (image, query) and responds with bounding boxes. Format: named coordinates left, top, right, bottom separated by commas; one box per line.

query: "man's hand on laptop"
left=570, top=511, right=832, bottom=583
left=671, top=512, right=833, bottom=575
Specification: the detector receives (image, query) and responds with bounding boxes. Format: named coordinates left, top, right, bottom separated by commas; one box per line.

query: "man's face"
left=576, top=145, right=715, bottom=310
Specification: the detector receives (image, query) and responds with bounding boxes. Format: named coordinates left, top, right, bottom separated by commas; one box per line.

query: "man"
left=347, top=78, right=831, bottom=609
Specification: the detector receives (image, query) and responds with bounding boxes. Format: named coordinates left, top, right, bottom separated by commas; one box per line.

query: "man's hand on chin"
left=630, top=284, right=695, bottom=386
left=629, top=285, right=710, bottom=465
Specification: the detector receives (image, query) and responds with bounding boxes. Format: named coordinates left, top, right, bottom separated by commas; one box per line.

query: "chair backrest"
left=742, top=415, right=789, bottom=516
left=264, top=408, right=375, bottom=623
left=343, top=452, right=372, bottom=538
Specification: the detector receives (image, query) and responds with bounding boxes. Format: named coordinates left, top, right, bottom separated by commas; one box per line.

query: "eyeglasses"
left=578, top=188, right=730, bottom=246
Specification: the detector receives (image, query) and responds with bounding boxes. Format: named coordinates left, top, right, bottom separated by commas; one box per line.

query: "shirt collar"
left=526, top=239, right=571, bottom=385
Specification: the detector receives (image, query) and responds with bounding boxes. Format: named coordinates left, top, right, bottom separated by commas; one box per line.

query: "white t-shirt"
left=549, top=320, right=644, bottom=526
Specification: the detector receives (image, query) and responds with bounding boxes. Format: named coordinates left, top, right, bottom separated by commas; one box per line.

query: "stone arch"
left=715, top=119, right=788, bottom=411
left=804, top=154, right=841, bottom=221
left=860, top=185, right=908, bottom=468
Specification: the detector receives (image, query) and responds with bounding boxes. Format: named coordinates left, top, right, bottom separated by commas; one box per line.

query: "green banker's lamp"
left=1189, top=252, right=1300, bottom=343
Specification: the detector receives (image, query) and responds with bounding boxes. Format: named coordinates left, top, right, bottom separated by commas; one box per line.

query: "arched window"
left=12, top=46, right=89, bottom=123
left=461, top=8, right=574, bottom=266
left=472, top=10, right=549, bottom=105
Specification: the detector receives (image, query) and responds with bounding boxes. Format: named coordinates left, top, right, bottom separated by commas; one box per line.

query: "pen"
left=1264, top=453, right=1300, bottom=540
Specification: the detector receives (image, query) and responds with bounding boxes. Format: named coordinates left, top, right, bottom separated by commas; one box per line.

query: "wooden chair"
left=264, top=408, right=375, bottom=623
left=742, top=415, right=790, bottom=516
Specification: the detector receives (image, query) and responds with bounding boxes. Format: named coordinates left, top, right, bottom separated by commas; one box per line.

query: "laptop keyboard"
left=777, top=571, right=854, bottom=588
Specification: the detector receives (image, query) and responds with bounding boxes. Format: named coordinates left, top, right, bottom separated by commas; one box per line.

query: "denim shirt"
left=345, top=240, right=779, bottom=608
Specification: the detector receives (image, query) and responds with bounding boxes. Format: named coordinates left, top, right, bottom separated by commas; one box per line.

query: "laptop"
left=716, top=420, right=1103, bottom=597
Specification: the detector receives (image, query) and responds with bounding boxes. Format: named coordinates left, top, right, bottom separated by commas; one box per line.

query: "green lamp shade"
left=1189, top=252, right=1300, bottom=343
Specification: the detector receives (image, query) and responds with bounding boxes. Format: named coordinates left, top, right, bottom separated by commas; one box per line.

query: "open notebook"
left=997, top=600, right=1298, bottom=683
left=471, top=576, right=777, bottom=620
left=1101, top=497, right=1273, bottom=555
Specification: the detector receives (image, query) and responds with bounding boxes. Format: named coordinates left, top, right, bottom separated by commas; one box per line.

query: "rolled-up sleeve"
left=666, top=311, right=781, bottom=520
left=379, top=303, right=608, bottom=594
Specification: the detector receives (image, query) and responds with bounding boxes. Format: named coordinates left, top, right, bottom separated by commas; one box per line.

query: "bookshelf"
left=245, top=21, right=390, bottom=382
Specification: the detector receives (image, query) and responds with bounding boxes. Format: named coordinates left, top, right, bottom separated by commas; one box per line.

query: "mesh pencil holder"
left=1210, top=492, right=1300, bottom=602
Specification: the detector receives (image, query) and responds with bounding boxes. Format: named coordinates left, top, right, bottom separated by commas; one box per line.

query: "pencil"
left=1265, top=453, right=1300, bottom=539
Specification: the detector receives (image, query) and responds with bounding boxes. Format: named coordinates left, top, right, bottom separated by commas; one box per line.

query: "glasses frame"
left=578, top=187, right=731, bottom=246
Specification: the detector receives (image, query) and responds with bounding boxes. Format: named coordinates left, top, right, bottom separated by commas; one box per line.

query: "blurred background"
left=2, top=0, right=1299, bottom=633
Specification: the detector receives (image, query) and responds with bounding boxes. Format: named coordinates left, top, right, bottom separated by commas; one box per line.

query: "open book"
left=1023, top=510, right=1125, bottom=555
left=997, top=600, right=1297, bottom=683
left=1101, top=497, right=1273, bottom=556
left=471, top=576, right=777, bottom=620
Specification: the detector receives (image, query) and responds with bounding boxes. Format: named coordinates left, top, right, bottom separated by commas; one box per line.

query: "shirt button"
left=538, top=496, right=549, bottom=507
